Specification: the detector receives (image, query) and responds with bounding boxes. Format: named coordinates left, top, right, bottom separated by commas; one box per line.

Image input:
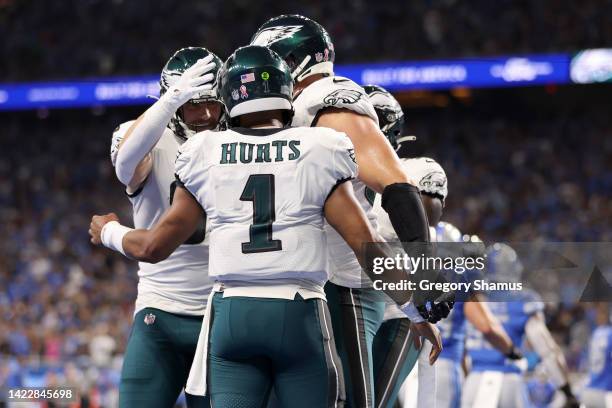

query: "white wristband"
left=101, top=221, right=132, bottom=257
left=400, top=301, right=425, bottom=323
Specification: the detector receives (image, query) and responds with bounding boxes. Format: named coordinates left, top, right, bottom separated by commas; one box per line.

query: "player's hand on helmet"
left=411, top=321, right=442, bottom=365
left=162, top=54, right=217, bottom=107
left=89, top=213, right=119, bottom=245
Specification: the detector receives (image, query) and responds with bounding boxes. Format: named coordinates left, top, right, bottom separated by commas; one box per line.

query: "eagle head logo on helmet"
left=420, top=171, right=447, bottom=192
left=251, top=15, right=335, bottom=83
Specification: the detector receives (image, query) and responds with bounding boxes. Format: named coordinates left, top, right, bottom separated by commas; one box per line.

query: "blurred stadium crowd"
left=2, top=0, right=612, bottom=81
left=0, top=114, right=136, bottom=406
left=407, top=106, right=612, bottom=242
left=1, top=0, right=611, bottom=406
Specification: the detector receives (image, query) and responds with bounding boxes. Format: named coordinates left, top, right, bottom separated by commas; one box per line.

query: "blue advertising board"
left=0, top=76, right=159, bottom=111
left=336, top=53, right=569, bottom=90
left=0, top=53, right=571, bottom=111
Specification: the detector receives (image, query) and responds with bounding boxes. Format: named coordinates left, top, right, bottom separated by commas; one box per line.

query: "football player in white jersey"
left=108, top=47, right=222, bottom=408
left=362, top=84, right=446, bottom=408
left=251, top=16, right=445, bottom=408
left=364, top=84, right=522, bottom=408
left=372, top=155, right=449, bottom=408
left=91, top=45, right=421, bottom=408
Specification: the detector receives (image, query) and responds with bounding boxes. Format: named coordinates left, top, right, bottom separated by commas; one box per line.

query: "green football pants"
left=119, top=307, right=209, bottom=408
left=372, top=318, right=421, bottom=408
left=325, top=283, right=387, bottom=408
left=207, top=293, right=345, bottom=408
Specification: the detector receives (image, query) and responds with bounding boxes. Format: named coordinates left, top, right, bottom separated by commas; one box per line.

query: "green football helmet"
left=160, top=47, right=224, bottom=141
left=250, top=14, right=334, bottom=83
left=363, top=84, right=406, bottom=149
left=218, top=45, right=293, bottom=126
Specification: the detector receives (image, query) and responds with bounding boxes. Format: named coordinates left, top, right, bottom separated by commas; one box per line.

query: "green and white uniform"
left=293, top=75, right=380, bottom=289
left=110, top=121, right=212, bottom=408
left=292, top=75, right=389, bottom=408
left=111, top=122, right=212, bottom=315
left=178, top=126, right=356, bottom=408
left=372, top=157, right=448, bottom=408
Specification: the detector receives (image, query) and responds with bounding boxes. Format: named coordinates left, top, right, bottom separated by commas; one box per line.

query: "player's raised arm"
left=465, top=298, right=518, bottom=357
left=114, top=53, right=217, bottom=190
left=93, top=128, right=209, bottom=262
left=90, top=187, right=203, bottom=263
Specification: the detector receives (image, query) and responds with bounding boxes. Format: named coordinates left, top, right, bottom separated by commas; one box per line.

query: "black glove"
left=415, top=292, right=455, bottom=324
left=504, top=345, right=523, bottom=360
left=428, top=292, right=455, bottom=323
left=559, top=384, right=580, bottom=408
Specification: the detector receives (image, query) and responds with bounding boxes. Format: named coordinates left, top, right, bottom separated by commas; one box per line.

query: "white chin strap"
left=294, top=60, right=334, bottom=83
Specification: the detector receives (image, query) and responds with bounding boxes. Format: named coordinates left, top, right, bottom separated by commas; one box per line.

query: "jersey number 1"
left=240, top=174, right=283, bottom=254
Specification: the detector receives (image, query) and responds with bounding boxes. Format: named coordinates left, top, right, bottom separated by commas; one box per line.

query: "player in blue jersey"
left=432, top=227, right=521, bottom=408
left=462, top=243, right=579, bottom=408
left=581, top=303, right=612, bottom=407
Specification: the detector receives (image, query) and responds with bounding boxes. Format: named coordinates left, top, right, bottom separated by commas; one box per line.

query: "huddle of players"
left=87, top=13, right=605, bottom=408
left=92, top=14, right=436, bottom=407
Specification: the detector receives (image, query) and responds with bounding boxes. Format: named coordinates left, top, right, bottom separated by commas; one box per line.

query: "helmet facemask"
left=375, top=108, right=404, bottom=150
left=364, top=84, right=413, bottom=151
left=167, top=97, right=226, bottom=144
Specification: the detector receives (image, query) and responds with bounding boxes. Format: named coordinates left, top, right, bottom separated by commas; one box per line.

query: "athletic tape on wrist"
left=400, top=302, right=425, bottom=323
left=101, top=221, right=132, bottom=257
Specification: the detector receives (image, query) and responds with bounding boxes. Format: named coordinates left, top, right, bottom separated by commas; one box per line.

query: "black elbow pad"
left=381, top=183, right=430, bottom=243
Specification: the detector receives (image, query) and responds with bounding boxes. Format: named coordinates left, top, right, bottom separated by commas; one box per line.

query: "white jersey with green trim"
left=292, top=75, right=380, bottom=288
left=175, top=126, right=357, bottom=286
left=325, top=178, right=379, bottom=288
left=111, top=121, right=212, bottom=316
left=372, top=157, right=448, bottom=320
left=374, top=157, right=447, bottom=242
left=291, top=76, right=378, bottom=128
